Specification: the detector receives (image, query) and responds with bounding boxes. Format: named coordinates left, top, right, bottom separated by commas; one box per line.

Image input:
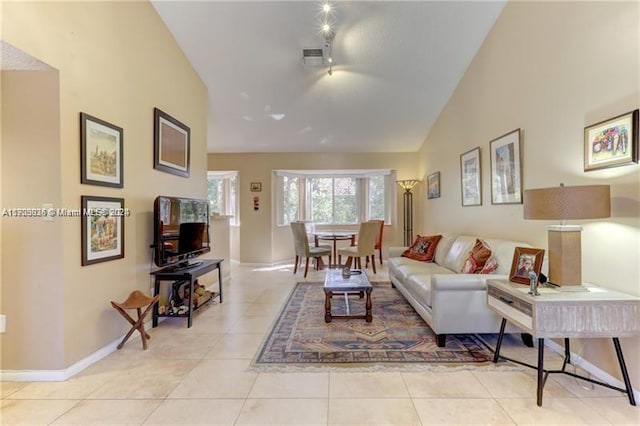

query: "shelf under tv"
left=150, top=259, right=223, bottom=328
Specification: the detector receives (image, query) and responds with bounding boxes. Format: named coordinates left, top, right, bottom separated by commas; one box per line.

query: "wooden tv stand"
left=151, top=259, right=223, bottom=328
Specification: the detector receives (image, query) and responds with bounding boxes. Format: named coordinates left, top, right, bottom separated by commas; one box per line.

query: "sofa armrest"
left=431, top=274, right=509, bottom=291
left=388, top=246, right=407, bottom=258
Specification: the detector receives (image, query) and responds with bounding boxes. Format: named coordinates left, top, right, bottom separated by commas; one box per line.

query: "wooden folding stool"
left=110, top=290, right=159, bottom=350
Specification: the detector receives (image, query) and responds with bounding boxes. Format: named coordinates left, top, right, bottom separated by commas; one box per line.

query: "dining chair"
left=369, top=219, right=384, bottom=266
left=337, top=221, right=379, bottom=273
left=290, top=221, right=332, bottom=277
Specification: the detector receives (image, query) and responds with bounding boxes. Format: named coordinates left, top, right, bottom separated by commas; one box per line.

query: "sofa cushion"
left=434, top=233, right=457, bottom=266
left=405, top=274, right=438, bottom=308
left=401, top=234, right=442, bottom=262
left=461, top=239, right=492, bottom=273
left=442, top=236, right=475, bottom=272
left=389, top=255, right=450, bottom=279
left=392, top=261, right=449, bottom=283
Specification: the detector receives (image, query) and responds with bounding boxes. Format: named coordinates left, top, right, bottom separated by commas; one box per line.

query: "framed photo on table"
left=460, top=147, right=481, bottom=206
left=509, top=247, right=544, bottom=285
left=427, top=172, right=440, bottom=199
left=490, top=129, right=522, bottom=205
left=80, top=113, right=123, bottom=188
left=81, top=196, right=125, bottom=266
left=584, top=109, right=638, bottom=171
left=154, top=107, right=190, bottom=177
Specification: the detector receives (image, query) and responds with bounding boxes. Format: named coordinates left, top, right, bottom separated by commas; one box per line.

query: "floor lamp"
left=397, top=180, right=420, bottom=246
left=523, top=184, right=610, bottom=286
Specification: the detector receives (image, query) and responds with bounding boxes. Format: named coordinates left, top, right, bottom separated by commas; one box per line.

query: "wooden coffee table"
left=323, top=269, right=373, bottom=323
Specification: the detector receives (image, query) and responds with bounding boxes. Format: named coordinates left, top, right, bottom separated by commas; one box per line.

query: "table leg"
left=324, top=291, right=332, bottom=323
left=613, top=337, right=636, bottom=406
left=217, top=263, right=224, bottom=303
left=537, top=338, right=544, bottom=407
left=493, top=318, right=507, bottom=363
left=187, top=277, right=194, bottom=328
left=365, top=290, right=372, bottom=323
left=152, top=277, right=160, bottom=328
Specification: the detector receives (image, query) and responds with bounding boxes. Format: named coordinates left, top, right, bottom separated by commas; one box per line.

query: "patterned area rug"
left=252, top=282, right=495, bottom=370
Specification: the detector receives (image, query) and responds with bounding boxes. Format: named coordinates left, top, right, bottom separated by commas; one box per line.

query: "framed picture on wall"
left=460, top=147, right=482, bottom=206
left=81, top=195, right=126, bottom=266
left=427, top=172, right=440, bottom=199
left=154, top=107, right=190, bottom=177
left=490, top=128, right=523, bottom=205
left=80, top=112, right=123, bottom=188
left=584, top=109, right=639, bottom=171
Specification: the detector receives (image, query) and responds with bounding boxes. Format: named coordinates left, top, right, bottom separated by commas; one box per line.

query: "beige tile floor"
left=2, top=262, right=639, bottom=425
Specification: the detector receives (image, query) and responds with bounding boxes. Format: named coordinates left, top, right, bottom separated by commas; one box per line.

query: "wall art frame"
left=80, top=112, right=123, bottom=188
left=154, top=107, right=190, bottom=177
left=509, top=247, right=545, bottom=285
left=81, top=195, right=125, bottom=266
left=427, top=171, right=440, bottom=199
left=584, top=109, right=639, bottom=171
left=460, top=147, right=482, bottom=206
left=490, top=128, right=522, bottom=205
left=250, top=182, right=262, bottom=192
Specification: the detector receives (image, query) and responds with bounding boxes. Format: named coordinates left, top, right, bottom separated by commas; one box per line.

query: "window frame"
left=275, top=169, right=395, bottom=227
left=207, top=171, right=239, bottom=226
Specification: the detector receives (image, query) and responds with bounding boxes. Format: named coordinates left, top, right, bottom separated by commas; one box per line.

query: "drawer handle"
left=498, top=296, right=513, bottom=305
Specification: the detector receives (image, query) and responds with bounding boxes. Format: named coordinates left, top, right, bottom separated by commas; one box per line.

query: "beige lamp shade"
left=523, top=184, right=610, bottom=286
left=523, top=185, right=610, bottom=221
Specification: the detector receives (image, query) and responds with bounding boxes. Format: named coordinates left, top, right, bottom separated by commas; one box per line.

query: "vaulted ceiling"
left=152, top=1, right=505, bottom=153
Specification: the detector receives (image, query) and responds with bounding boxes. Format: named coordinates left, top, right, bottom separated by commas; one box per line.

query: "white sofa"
left=388, top=234, right=531, bottom=347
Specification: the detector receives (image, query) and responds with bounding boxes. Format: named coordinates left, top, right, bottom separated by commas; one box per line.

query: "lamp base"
left=547, top=226, right=582, bottom=286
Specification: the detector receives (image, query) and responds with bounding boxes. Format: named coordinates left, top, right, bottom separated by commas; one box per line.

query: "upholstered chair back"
left=355, top=221, right=379, bottom=256
left=290, top=221, right=310, bottom=256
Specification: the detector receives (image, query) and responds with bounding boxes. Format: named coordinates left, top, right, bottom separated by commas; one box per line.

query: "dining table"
left=313, top=230, right=357, bottom=268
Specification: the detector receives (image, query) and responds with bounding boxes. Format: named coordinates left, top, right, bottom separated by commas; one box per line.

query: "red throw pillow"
left=461, top=256, right=478, bottom=274
left=461, top=239, right=492, bottom=273
left=401, top=235, right=442, bottom=262
left=479, top=257, right=499, bottom=274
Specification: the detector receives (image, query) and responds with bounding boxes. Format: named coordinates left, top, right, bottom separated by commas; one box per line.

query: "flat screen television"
left=153, top=195, right=210, bottom=269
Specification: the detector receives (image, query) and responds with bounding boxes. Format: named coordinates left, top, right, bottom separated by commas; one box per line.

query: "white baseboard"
left=0, top=337, right=119, bottom=382
left=0, top=318, right=158, bottom=382
left=545, top=339, right=640, bottom=401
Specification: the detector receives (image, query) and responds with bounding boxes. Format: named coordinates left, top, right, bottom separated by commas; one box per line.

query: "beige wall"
left=208, top=152, right=420, bottom=264
left=1, top=1, right=208, bottom=370
left=417, top=1, right=639, bottom=386
left=1, top=71, right=64, bottom=369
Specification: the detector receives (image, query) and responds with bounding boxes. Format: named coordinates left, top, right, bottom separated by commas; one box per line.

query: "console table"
left=486, top=279, right=640, bottom=406
left=151, top=259, right=223, bottom=328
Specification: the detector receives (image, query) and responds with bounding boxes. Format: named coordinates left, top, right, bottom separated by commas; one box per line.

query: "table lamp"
left=523, top=184, right=610, bottom=286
